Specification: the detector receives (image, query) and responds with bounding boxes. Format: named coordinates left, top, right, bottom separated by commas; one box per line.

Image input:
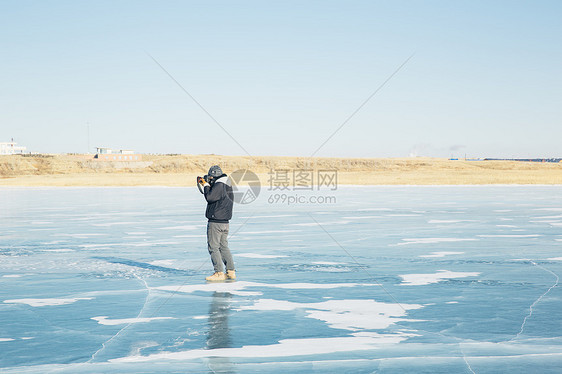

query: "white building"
left=94, top=147, right=142, bottom=161
left=95, top=147, right=136, bottom=155
left=0, top=141, right=26, bottom=155
left=95, top=147, right=113, bottom=154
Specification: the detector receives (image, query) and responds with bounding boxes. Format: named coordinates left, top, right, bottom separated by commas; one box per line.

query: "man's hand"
left=197, top=176, right=209, bottom=187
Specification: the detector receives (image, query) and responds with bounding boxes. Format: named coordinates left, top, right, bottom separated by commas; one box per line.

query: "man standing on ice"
left=197, top=165, right=236, bottom=281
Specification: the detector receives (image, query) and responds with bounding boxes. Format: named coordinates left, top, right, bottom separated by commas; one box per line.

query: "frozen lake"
left=1, top=186, right=562, bottom=373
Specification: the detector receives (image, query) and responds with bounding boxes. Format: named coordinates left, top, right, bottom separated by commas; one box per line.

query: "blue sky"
left=1, top=1, right=561, bottom=157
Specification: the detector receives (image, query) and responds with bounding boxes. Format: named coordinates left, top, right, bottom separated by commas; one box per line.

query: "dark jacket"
left=204, top=175, right=233, bottom=223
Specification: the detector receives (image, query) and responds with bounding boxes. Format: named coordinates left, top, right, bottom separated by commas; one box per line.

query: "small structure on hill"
left=0, top=140, right=27, bottom=155
left=484, top=158, right=562, bottom=163
left=94, top=147, right=142, bottom=161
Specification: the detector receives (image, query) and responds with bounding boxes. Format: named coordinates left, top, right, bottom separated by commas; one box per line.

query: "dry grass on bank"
left=1, top=154, right=561, bottom=186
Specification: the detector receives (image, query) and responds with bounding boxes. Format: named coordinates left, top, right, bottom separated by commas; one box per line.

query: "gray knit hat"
left=208, top=165, right=223, bottom=178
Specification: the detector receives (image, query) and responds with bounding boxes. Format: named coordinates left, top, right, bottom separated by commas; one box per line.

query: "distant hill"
left=1, top=154, right=562, bottom=186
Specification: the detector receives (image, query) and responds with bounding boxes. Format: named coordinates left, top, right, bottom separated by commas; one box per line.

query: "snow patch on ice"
left=266, top=283, right=363, bottom=290
left=79, top=243, right=122, bottom=249
left=92, top=222, right=139, bottom=227
left=399, top=270, right=480, bottom=286
left=129, top=241, right=181, bottom=247
left=152, top=281, right=367, bottom=295
left=419, top=252, right=464, bottom=258
left=129, top=341, right=160, bottom=356
left=41, top=240, right=66, bottom=245
left=242, top=230, right=302, bottom=234
left=357, top=208, right=392, bottom=211
left=148, top=260, right=175, bottom=267
left=91, top=316, right=175, bottom=326
left=237, top=299, right=423, bottom=331
left=394, top=238, right=478, bottom=246
left=237, top=253, right=288, bottom=259
left=159, top=225, right=200, bottom=230
left=428, top=220, right=468, bottom=224
left=152, top=282, right=261, bottom=296
left=547, top=257, right=562, bottom=261
left=4, top=297, right=93, bottom=307
left=386, top=214, right=420, bottom=217
left=239, top=214, right=297, bottom=219
left=289, top=221, right=350, bottom=227
left=53, top=233, right=108, bottom=238
left=342, top=216, right=382, bottom=220
left=112, top=334, right=418, bottom=363
left=477, top=234, right=540, bottom=238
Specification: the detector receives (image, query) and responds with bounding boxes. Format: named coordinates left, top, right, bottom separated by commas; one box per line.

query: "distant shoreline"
left=1, top=154, right=562, bottom=186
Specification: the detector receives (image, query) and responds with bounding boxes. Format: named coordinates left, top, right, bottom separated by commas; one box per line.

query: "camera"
left=197, top=174, right=215, bottom=194
left=197, top=175, right=210, bottom=184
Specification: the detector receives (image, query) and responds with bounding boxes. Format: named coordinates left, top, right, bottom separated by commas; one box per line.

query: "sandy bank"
left=1, top=154, right=561, bottom=186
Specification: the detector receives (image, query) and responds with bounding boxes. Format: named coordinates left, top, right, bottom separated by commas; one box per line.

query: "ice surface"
left=1, top=186, right=562, bottom=373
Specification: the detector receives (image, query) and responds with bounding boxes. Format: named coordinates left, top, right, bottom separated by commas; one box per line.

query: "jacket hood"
left=215, top=175, right=231, bottom=186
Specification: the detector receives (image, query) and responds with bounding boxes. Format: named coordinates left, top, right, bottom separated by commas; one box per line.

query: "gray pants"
left=207, top=222, right=234, bottom=273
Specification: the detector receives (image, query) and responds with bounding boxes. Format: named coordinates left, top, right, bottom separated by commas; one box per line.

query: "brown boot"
left=226, top=270, right=236, bottom=280
left=205, top=272, right=226, bottom=281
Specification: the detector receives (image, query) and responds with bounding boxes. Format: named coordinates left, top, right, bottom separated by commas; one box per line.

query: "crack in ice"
left=510, top=261, right=559, bottom=342
left=459, top=344, right=476, bottom=374
left=87, top=272, right=151, bottom=363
